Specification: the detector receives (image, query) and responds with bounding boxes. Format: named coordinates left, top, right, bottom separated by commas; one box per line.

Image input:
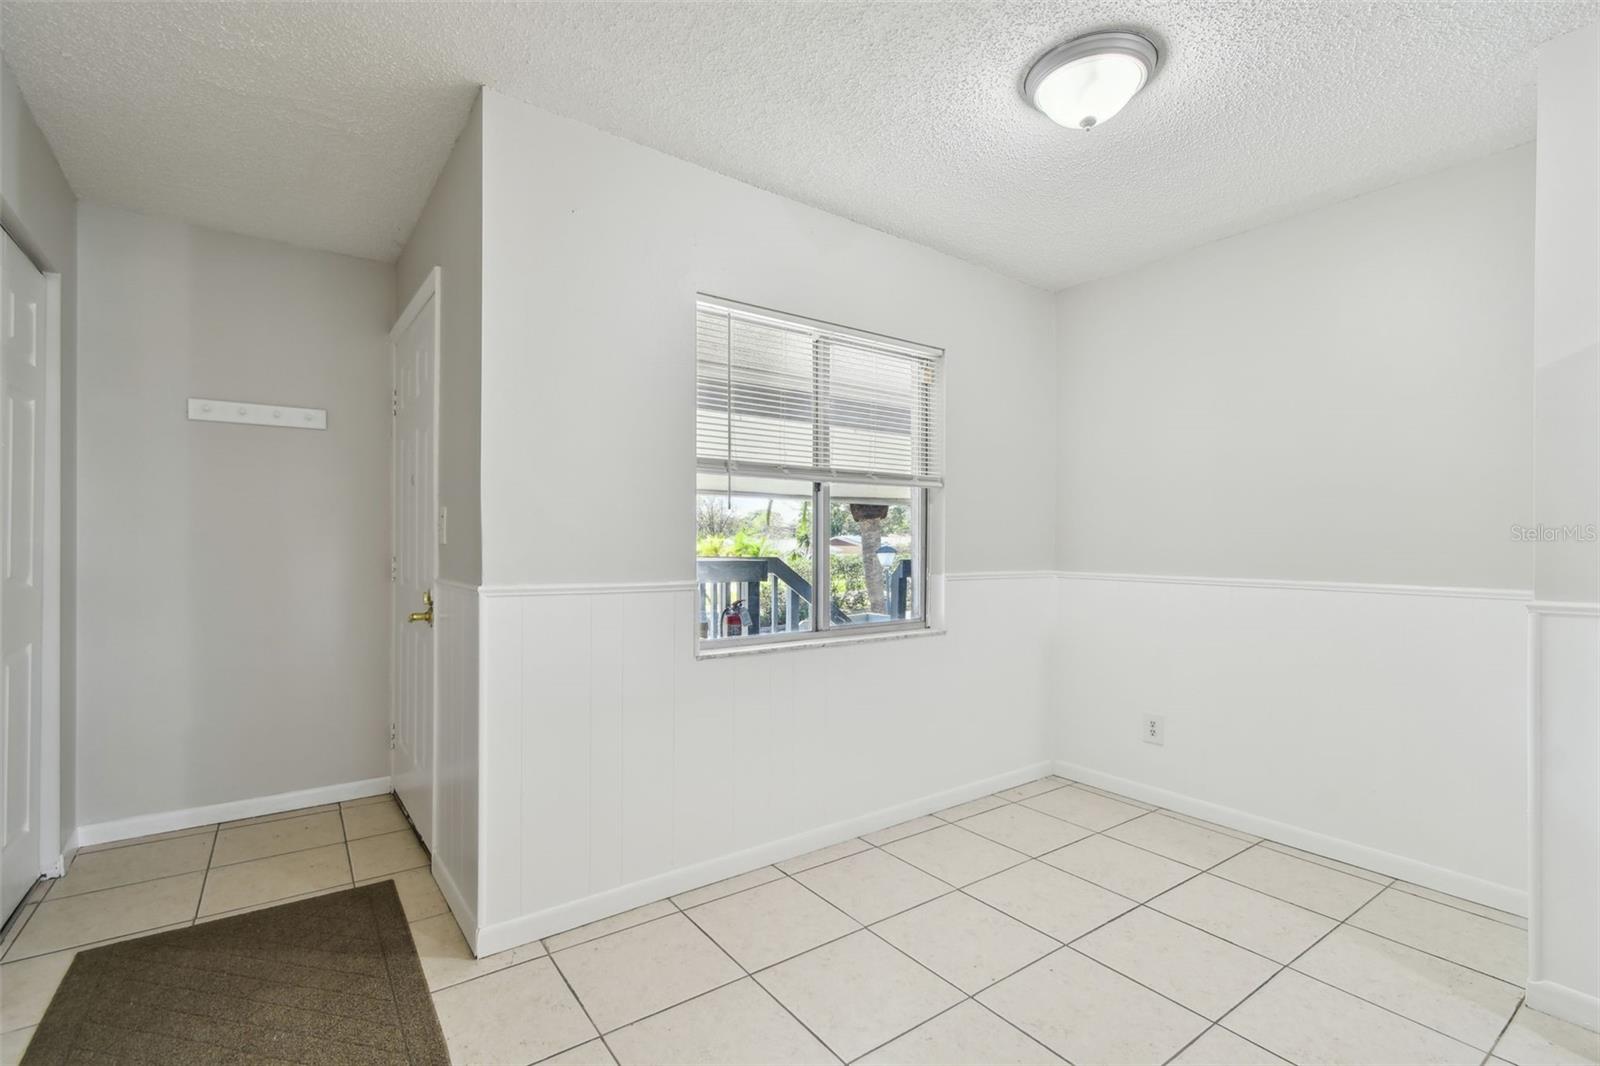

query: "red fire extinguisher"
left=723, top=600, right=744, bottom=637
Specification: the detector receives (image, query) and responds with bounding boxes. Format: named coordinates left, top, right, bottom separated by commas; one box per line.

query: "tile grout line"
left=788, top=795, right=1517, bottom=1063
left=193, top=805, right=430, bottom=925
left=773, top=847, right=1059, bottom=1064
left=791, top=811, right=1223, bottom=1063
left=31, top=848, right=321, bottom=910
left=557, top=957, right=746, bottom=1046
left=669, top=890, right=848, bottom=1063
left=1288, top=965, right=1516, bottom=1056
left=72, top=824, right=219, bottom=858
left=1385, top=881, right=1528, bottom=931
left=0, top=904, right=41, bottom=965
left=203, top=811, right=349, bottom=923
left=1256, top=839, right=1395, bottom=885
left=498, top=777, right=1532, bottom=1066
left=1134, top=835, right=1521, bottom=1061
left=191, top=824, right=224, bottom=924
left=1155, top=853, right=1313, bottom=1064
left=13, top=783, right=1534, bottom=1066
left=539, top=825, right=1065, bottom=1062
left=1127, top=839, right=1527, bottom=993
left=1304, top=888, right=1528, bottom=988
left=1020, top=776, right=1525, bottom=931
left=198, top=884, right=362, bottom=925
left=831, top=841, right=1146, bottom=1063
left=515, top=789, right=1350, bottom=1057
left=343, top=811, right=356, bottom=896
left=842, top=997, right=973, bottom=1064
left=73, top=795, right=396, bottom=860
left=595, top=777, right=1516, bottom=1030
left=1160, top=1021, right=1276, bottom=1066
left=541, top=945, right=627, bottom=1066
left=1153, top=835, right=1359, bottom=1065
left=1203, top=852, right=1515, bottom=1064
left=844, top=894, right=1075, bottom=1064
left=39, top=813, right=393, bottom=908
left=1481, top=993, right=1525, bottom=1065
left=28, top=781, right=1510, bottom=1062
left=623, top=780, right=1525, bottom=1062
left=76, top=803, right=332, bottom=861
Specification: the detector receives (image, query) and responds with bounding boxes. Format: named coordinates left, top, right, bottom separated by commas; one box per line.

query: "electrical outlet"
left=1141, top=714, right=1165, bottom=745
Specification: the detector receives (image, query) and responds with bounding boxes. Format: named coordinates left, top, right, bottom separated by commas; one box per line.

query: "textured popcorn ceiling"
left=2, top=1, right=1594, bottom=286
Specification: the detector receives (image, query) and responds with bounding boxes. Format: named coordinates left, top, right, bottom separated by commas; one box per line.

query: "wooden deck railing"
left=696, top=556, right=911, bottom=639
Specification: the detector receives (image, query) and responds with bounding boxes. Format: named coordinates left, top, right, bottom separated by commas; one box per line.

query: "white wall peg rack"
left=188, top=398, right=327, bottom=430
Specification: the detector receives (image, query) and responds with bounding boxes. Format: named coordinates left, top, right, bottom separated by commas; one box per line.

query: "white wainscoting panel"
left=1057, top=574, right=1531, bottom=912
left=433, top=579, right=480, bottom=943
left=475, top=575, right=1054, bottom=953
left=1527, top=604, right=1600, bottom=1029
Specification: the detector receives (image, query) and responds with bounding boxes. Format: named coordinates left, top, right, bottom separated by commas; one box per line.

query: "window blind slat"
left=695, top=302, right=944, bottom=486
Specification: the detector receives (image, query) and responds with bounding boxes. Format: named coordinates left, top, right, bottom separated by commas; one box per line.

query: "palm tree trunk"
left=850, top=504, right=889, bottom=615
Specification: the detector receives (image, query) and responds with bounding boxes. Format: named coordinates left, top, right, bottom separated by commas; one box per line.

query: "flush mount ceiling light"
left=1024, top=30, right=1159, bottom=131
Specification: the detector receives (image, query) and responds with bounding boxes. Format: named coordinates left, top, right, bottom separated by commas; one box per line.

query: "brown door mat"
left=22, top=880, right=449, bottom=1065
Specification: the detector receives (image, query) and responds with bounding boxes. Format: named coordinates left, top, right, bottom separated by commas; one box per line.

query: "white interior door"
left=390, top=278, right=438, bottom=851
left=1, top=233, right=47, bottom=917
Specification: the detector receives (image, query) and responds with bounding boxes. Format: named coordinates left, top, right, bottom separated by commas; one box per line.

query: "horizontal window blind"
left=696, top=299, right=944, bottom=486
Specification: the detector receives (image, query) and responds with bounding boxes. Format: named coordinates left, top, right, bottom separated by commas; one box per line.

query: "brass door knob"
left=408, top=590, right=433, bottom=626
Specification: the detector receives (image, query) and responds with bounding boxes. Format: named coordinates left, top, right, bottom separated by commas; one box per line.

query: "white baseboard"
left=1055, top=761, right=1528, bottom=916
left=472, top=761, right=1052, bottom=957
left=1526, top=979, right=1600, bottom=1033
left=432, top=857, right=479, bottom=955
left=68, top=777, right=394, bottom=851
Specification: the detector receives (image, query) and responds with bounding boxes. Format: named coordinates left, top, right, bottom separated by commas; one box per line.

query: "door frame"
left=388, top=266, right=441, bottom=844
left=0, top=224, right=63, bottom=884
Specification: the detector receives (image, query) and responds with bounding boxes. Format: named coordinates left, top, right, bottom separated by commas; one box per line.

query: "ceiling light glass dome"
left=1025, top=31, right=1159, bottom=130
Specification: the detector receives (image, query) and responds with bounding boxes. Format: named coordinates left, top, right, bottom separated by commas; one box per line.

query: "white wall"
left=75, top=204, right=394, bottom=827
left=1534, top=28, right=1600, bottom=380
left=1532, top=21, right=1599, bottom=606
left=1528, top=23, right=1600, bottom=1031
left=1057, top=577, right=1529, bottom=908
left=1529, top=606, right=1599, bottom=1026
left=479, top=95, right=1057, bottom=586
left=1056, top=146, right=1535, bottom=591
left=433, top=578, right=480, bottom=938
left=467, top=92, right=1057, bottom=948
left=398, top=93, right=483, bottom=587
left=476, top=576, right=1053, bottom=952
left=1053, top=148, right=1539, bottom=911
left=396, top=96, right=484, bottom=934
left=1, top=58, right=77, bottom=845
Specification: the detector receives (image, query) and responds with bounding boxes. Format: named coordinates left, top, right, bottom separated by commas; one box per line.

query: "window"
left=695, top=297, right=943, bottom=650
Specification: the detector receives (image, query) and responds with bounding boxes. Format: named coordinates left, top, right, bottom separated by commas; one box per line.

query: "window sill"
left=694, top=623, right=945, bottom=660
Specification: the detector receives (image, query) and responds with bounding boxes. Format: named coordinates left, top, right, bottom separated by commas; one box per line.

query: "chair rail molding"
left=1059, top=570, right=1533, bottom=601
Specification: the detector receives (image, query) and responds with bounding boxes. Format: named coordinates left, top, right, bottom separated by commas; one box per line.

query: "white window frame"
left=694, top=296, right=943, bottom=656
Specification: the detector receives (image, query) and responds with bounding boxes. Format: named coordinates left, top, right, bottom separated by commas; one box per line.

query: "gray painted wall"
left=1, top=58, right=78, bottom=837
left=1533, top=25, right=1599, bottom=603
left=1534, top=346, right=1599, bottom=602
left=75, top=204, right=393, bottom=824
left=397, top=93, right=482, bottom=587
left=1055, top=146, right=1537, bottom=590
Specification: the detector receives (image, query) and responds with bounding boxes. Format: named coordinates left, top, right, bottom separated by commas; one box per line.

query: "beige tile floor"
left=1, top=778, right=1597, bottom=1066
